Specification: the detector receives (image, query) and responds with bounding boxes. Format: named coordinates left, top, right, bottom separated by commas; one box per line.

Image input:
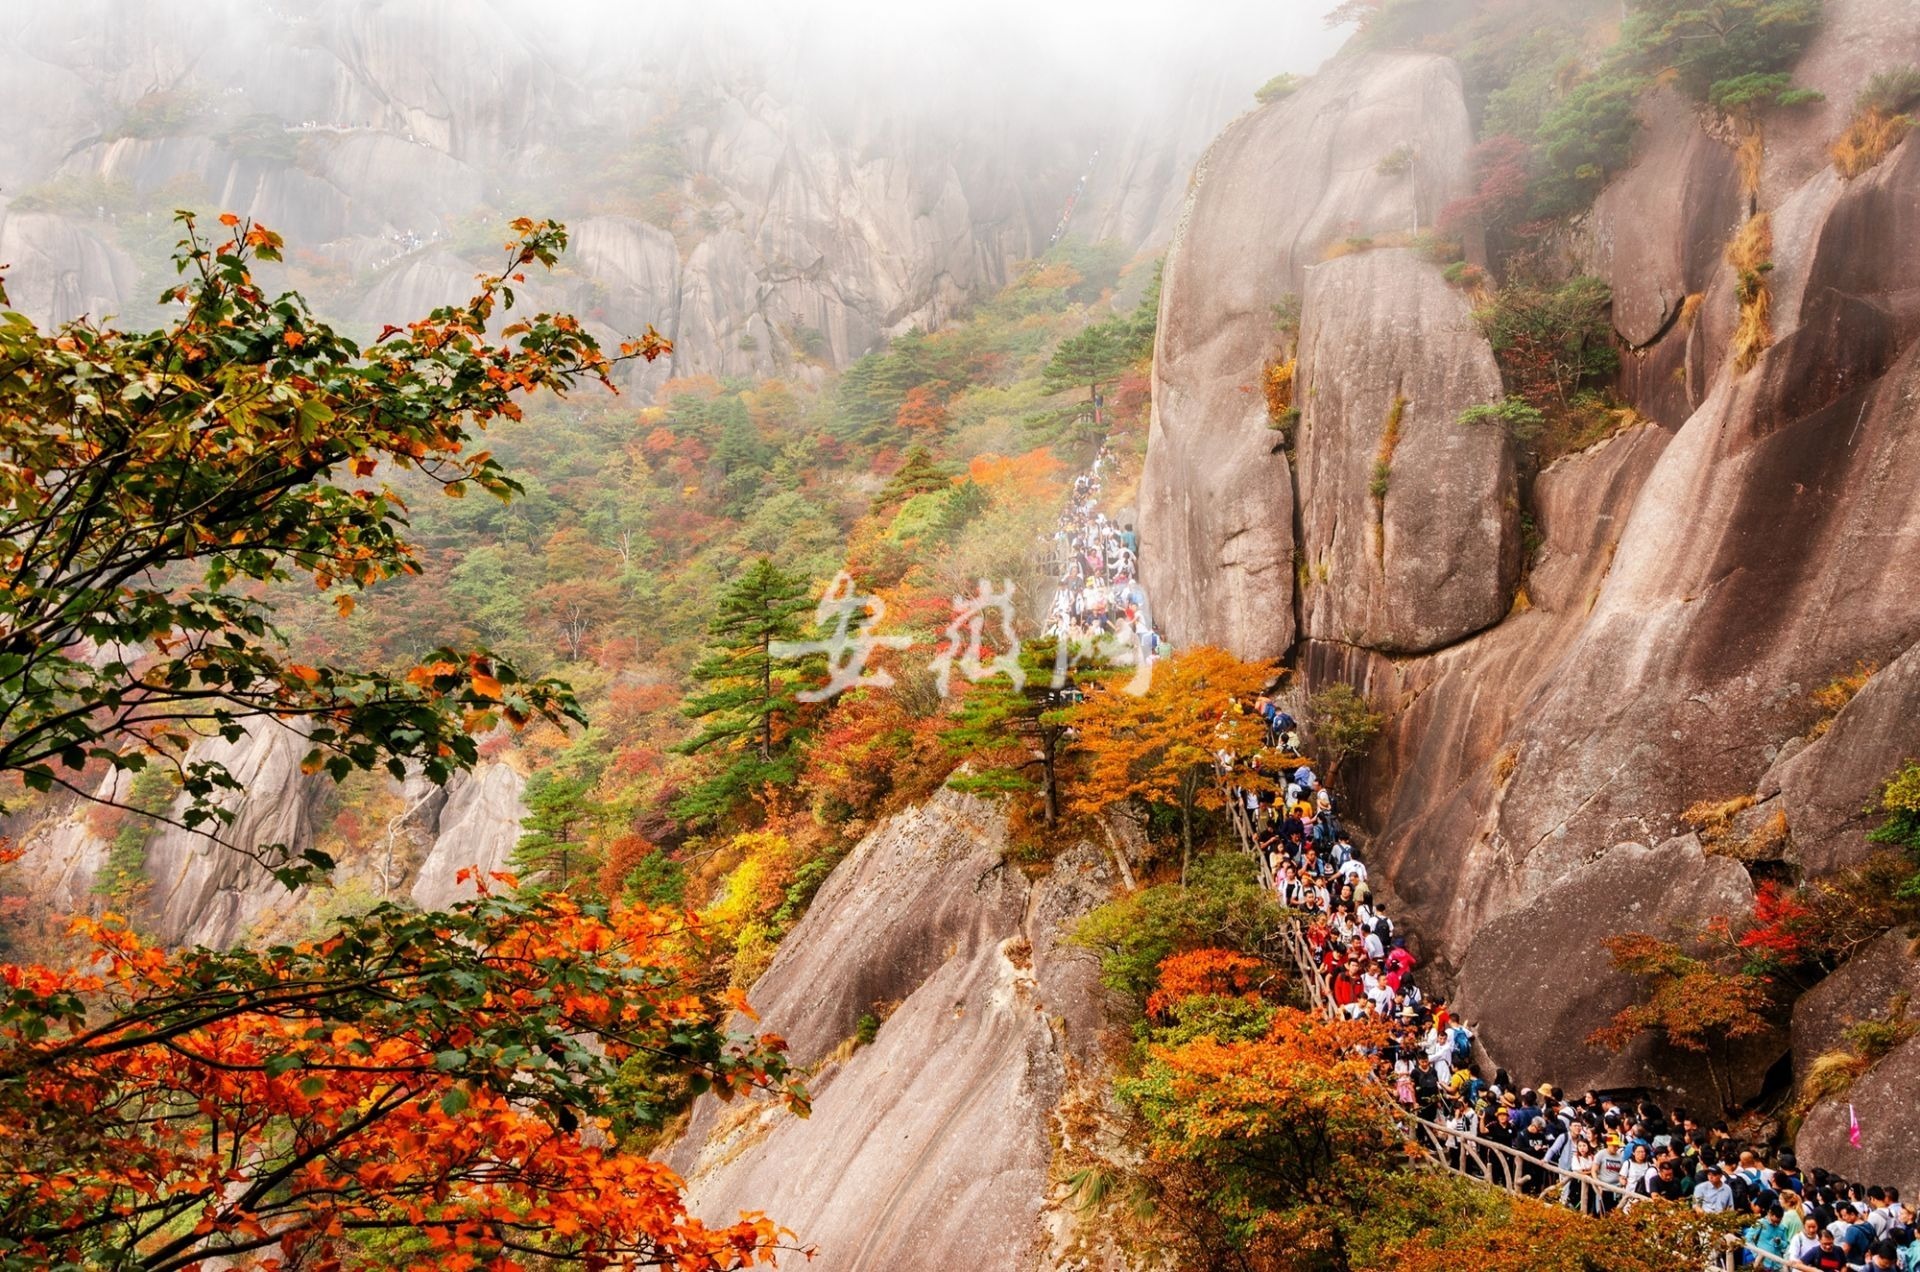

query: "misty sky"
left=564, top=0, right=1352, bottom=118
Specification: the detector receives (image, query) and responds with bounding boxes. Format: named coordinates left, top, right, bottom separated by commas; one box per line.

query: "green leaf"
left=433, top=1049, right=468, bottom=1071
left=439, top=1086, right=470, bottom=1117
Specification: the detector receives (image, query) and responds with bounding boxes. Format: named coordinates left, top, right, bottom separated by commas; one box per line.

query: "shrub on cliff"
left=1070, top=851, right=1287, bottom=1008
left=1473, top=275, right=1618, bottom=418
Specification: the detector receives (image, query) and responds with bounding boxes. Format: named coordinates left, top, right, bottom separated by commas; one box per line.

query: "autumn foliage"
left=0, top=884, right=803, bottom=1271
left=1368, top=1173, right=1743, bottom=1272
left=1122, top=1008, right=1398, bottom=1265
left=1069, top=647, right=1277, bottom=869
left=1585, top=932, right=1775, bottom=1110
left=0, top=213, right=673, bottom=879
left=1146, top=948, right=1270, bottom=1020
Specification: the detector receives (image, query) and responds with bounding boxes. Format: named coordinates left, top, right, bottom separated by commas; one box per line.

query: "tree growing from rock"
left=1305, top=683, right=1385, bottom=783
left=1585, top=932, right=1776, bottom=1111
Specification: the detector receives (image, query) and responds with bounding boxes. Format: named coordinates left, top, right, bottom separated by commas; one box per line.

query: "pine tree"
left=1042, top=324, right=1135, bottom=430
left=510, top=769, right=604, bottom=893
left=870, top=444, right=951, bottom=514
left=672, top=557, right=818, bottom=822
left=943, top=637, right=1079, bottom=827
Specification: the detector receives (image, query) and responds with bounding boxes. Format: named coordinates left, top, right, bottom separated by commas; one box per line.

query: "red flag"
left=1849, top=1103, right=1861, bottom=1148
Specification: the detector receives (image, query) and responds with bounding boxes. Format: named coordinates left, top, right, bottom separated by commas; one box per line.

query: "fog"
left=0, top=0, right=1356, bottom=343
left=561, top=0, right=1353, bottom=118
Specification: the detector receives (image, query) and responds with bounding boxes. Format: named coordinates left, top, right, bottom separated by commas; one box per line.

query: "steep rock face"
left=1294, top=249, right=1517, bottom=653
left=1761, top=641, right=1920, bottom=874
left=139, top=723, right=328, bottom=949
left=1581, top=88, right=1745, bottom=432
left=409, top=763, right=530, bottom=911
left=1757, top=0, right=1920, bottom=208
left=1798, top=1030, right=1920, bottom=1192
left=670, top=790, right=1113, bottom=1270
left=0, top=203, right=139, bottom=327
left=1140, top=52, right=1477, bottom=660
left=1789, top=926, right=1920, bottom=1080
left=0, top=0, right=1240, bottom=381
left=1793, top=922, right=1920, bottom=1187
left=1144, top=4, right=1920, bottom=1114
left=5, top=716, right=528, bottom=945
left=10, top=772, right=134, bottom=915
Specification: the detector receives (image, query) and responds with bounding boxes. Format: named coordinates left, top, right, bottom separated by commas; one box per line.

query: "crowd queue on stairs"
left=1042, top=443, right=1917, bottom=1271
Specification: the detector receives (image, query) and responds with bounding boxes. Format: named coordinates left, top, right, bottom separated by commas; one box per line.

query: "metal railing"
left=1215, top=767, right=1794, bottom=1270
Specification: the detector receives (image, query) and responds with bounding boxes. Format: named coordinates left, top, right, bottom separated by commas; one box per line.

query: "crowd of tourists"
left=1042, top=446, right=1161, bottom=666
left=1222, top=701, right=1920, bottom=1271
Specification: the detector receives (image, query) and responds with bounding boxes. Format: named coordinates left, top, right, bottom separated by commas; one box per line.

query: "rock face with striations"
left=1452, top=836, right=1782, bottom=1099
left=409, top=763, right=530, bottom=912
left=1293, top=249, right=1518, bottom=653
left=1140, top=51, right=1479, bottom=661
left=137, top=722, right=329, bottom=949
left=1142, top=5, right=1920, bottom=1115
left=669, top=789, right=1113, bottom=1270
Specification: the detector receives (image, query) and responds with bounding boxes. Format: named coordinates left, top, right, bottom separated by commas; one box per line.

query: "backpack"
left=1450, top=1027, right=1473, bottom=1067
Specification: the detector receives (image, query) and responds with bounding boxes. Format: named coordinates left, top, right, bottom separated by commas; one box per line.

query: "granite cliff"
left=1138, top=0, right=1920, bottom=1166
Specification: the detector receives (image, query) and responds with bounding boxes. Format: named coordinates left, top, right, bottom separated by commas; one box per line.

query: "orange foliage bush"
left=966, top=448, right=1067, bottom=503
left=1147, top=947, right=1268, bottom=1019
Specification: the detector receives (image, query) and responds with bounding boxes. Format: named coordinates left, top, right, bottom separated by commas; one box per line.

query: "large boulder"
left=1797, top=1031, right=1920, bottom=1192
left=1140, top=52, right=1478, bottom=660
left=671, top=789, right=1114, bottom=1270
left=1294, top=248, right=1519, bottom=653
left=1453, top=836, right=1781, bottom=1107
left=1789, top=926, right=1920, bottom=1081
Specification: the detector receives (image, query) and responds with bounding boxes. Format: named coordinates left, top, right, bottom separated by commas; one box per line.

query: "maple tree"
left=1145, top=948, right=1271, bottom=1020
left=1068, top=647, right=1276, bottom=880
left=0, top=212, right=667, bottom=881
left=1585, top=932, right=1776, bottom=1110
left=0, top=883, right=804, bottom=1271
left=1121, top=1007, right=1398, bottom=1270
